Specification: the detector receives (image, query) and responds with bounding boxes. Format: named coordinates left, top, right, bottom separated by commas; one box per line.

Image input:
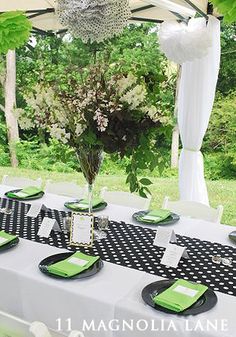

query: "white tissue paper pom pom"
left=159, top=18, right=212, bottom=64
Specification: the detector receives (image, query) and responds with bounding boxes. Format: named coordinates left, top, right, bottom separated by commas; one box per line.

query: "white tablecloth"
left=0, top=184, right=235, bottom=337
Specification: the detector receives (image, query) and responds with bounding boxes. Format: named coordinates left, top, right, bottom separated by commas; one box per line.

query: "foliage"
left=217, top=23, right=236, bottom=94
left=204, top=93, right=236, bottom=152
left=204, top=153, right=236, bottom=180
left=0, top=111, right=10, bottom=166
left=15, top=138, right=77, bottom=172
left=204, top=93, right=236, bottom=179
left=210, top=1, right=236, bottom=23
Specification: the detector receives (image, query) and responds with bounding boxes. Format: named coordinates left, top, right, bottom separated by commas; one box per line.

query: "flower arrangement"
left=17, top=64, right=169, bottom=197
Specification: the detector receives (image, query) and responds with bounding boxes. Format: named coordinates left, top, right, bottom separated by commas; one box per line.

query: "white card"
left=68, top=257, right=88, bottom=267
left=0, top=237, right=8, bottom=245
left=153, top=228, right=177, bottom=248
left=37, top=217, right=61, bottom=238
left=173, top=285, right=198, bottom=298
left=161, top=243, right=189, bottom=268
left=70, top=213, right=94, bottom=247
left=26, top=203, right=47, bottom=218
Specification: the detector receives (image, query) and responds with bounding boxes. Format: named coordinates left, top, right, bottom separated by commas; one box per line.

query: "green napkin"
left=140, top=209, right=171, bottom=223
left=47, top=252, right=100, bottom=278
left=153, top=279, right=208, bottom=312
left=0, top=230, right=17, bottom=247
left=6, top=186, right=43, bottom=199
left=69, top=197, right=104, bottom=210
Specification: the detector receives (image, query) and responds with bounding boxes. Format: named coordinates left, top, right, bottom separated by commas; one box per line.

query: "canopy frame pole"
left=129, top=17, right=163, bottom=23
left=183, top=0, right=208, bottom=20
left=131, top=5, right=156, bottom=13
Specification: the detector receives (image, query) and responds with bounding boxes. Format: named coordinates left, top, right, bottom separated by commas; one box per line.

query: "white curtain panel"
left=178, top=16, right=221, bottom=205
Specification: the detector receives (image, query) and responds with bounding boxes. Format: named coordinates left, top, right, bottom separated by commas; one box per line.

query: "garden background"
left=0, top=23, right=235, bottom=225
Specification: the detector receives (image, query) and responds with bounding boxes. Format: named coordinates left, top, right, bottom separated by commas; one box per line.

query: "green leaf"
left=139, top=178, right=153, bottom=186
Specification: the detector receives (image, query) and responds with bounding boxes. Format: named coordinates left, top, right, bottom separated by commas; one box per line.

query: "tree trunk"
left=5, top=50, right=19, bottom=167
left=171, top=65, right=181, bottom=169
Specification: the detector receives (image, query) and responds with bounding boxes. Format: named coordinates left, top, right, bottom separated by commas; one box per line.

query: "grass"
left=0, top=166, right=235, bottom=226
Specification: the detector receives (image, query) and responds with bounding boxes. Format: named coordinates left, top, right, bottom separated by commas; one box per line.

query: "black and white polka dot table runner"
left=0, top=198, right=235, bottom=296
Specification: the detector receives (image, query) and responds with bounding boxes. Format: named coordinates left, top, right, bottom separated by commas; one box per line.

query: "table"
left=0, top=184, right=235, bottom=337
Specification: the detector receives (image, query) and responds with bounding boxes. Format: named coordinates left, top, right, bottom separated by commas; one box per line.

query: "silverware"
left=0, top=208, right=12, bottom=215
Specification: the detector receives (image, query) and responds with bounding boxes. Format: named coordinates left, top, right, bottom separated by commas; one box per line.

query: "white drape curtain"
left=177, top=16, right=221, bottom=205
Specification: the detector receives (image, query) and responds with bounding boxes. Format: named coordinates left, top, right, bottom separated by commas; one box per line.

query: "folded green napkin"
left=153, top=279, right=208, bottom=312
left=47, top=252, right=100, bottom=278
left=0, top=230, right=17, bottom=247
left=140, top=209, right=171, bottom=223
left=6, top=186, right=43, bottom=199
left=69, top=197, right=104, bottom=210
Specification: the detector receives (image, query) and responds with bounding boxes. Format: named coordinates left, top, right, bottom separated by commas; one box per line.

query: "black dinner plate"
left=5, top=189, right=44, bottom=201
left=133, top=211, right=180, bottom=226
left=142, top=279, right=217, bottom=316
left=229, top=231, right=236, bottom=244
left=39, top=252, right=104, bottom=279
left=64, top=200, right=108, bottom=213
left=0, top=237, right=19, bottom=252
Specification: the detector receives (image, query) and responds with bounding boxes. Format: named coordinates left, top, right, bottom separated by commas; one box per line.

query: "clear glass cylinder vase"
left=76, top=146, right=103, bottom=214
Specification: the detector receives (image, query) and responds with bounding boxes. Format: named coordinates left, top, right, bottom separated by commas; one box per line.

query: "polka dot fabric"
left=0, top=198, right=236, bottom=296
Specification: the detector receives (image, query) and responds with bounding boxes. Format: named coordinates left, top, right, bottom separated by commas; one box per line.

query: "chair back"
left=100, top=187, right=151, bottom=209
left=1, top=175, right=42, bottom=188
left=162, top=197, right=223, bottom=223
left=45, top=180, right=87, bottom=199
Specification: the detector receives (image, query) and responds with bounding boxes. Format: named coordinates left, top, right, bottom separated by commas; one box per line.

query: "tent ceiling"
left=0, top=1, right=214, bottom=33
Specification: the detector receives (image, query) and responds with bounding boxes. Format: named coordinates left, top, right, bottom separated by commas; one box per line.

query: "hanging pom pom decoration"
left=159, top=18, right=212, bottom=64
left=57, top=0, right=131, bottom=43
left=0, top=11, right=32, bottom=54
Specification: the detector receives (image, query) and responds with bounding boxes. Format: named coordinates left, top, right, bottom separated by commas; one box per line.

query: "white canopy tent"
left=0, top=1, right=221, bottom=205
left=0, top=1, right=212, bottom=32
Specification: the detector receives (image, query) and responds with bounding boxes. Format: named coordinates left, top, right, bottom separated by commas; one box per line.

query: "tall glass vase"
left=76, top=145, right=103, bottom=214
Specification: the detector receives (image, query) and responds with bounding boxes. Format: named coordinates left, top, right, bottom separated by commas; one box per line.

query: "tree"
left=217, top=23, right=236, bottom=95
left=4, top=50, right=19, bottom=167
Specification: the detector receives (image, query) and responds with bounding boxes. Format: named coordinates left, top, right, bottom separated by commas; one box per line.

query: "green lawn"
left=0, top=166, right=235, bottom=226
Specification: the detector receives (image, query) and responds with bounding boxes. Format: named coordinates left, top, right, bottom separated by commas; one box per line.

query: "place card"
left=173, top=285, right=198, bottom=298
left=153, top=227, right=177, bottom=248
left=37, top=217, right=61, bottom=238
left=67, top=257, right=89, bottom=267
left=26, top=203, right=47, bottom=218
left=160, top=243, right=189, bottom=268
left=70, top=213, right=94, bottom=247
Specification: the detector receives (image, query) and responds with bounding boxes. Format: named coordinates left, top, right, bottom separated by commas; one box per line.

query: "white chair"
left=100, top=187, right=151, bottom=209
left=45, top=180, right=87, bottom=199
left=1, top=175, right=42, bottom=188
left=0, top=310, right=85, bottom=337
left=162, top=197, right=224, bottom=224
